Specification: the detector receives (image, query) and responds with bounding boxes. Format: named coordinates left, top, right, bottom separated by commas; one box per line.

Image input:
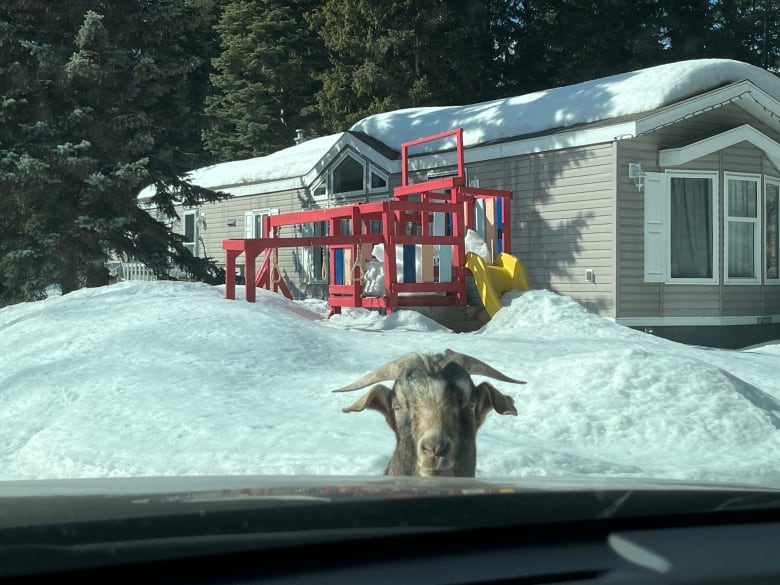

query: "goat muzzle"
left=417, top=433, right=456, bottom=476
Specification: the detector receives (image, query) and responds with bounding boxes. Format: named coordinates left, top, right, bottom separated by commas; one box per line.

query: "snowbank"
left=1, top=281, right=779, bottom=485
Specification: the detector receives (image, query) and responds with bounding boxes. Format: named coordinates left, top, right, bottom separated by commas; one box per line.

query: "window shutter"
left=643, top=172, right=666, bottom=282
left=245, top=211, right=254, bottom=238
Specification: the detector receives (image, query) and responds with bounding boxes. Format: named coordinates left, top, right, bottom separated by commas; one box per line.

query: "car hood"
left=2, top=475, right=780, bottom=580
left=2, top=473, right=779, bottom=498
left=1, top=474, right=780, bottom=530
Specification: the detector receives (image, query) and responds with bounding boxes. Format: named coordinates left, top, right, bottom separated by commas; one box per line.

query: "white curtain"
left=670, top=177, right=712, bottom=278
left=767, top=183, right=779, bottom=280
left=727, top=179, right=757, bottom=279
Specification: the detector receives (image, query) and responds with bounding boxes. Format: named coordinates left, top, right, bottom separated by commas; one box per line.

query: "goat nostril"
left=421, top=439, right=451, bottom=458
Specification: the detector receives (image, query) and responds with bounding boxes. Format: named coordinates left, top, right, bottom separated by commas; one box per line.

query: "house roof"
left=139, top=59, right=780, bottom=199
left=185, top=133, right=345, bottom=190
left=351, top=59, right=780, bottom=153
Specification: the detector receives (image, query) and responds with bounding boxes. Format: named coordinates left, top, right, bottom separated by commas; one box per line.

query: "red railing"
left=222, top=129, right=512, bottom=315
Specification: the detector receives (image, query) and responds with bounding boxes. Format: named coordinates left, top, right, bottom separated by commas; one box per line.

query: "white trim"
left=665, top=171, right=719, bottom=284
left=408, top=122, right=639, bottom=172
left=766, top=176, right=780, bottom=283
left=303, top=133, right=397, bottom=191
left=616, top=315, right=780, bottom=327
left=311, top=179, right=328, bottom=201
left=245, top=208, right=275, bottom=238
left=368, top=164, right=388, bottom=192
left=724, top=172, right=762, bottom=284
left=331, top=150, right=366, bottom=197
left=638, top=80, right=780, bottom=138
left=659, top=124, right=780, bottom=170
left=183, top=209, right=200, bottom=256
left=643, top=172, right=666, bottom=282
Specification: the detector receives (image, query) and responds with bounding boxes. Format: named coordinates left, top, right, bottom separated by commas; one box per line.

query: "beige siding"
left=172, top=174, right=399, bottom=299
left=174, top=187, right=311, bottom=296
left=616, top=104, right=780, bottom=320
left=158, top=102, right=780, bottom=324
left=470, top=143, right=617, bottom=317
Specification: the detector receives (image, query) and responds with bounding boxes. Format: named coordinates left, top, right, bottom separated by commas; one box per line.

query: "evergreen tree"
left=655, top=0, right=718, bottom=61
left=0, top=1, right=226, bottom=303
left=311, top=0, right=500, bottom=132
left=711, top=0, right=780, bottom=70
left=203, top=0, right=326, bottom=159
left=503, top=0, right=664, bottom=94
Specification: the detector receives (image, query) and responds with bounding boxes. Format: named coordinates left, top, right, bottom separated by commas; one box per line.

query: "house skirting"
left=617, top=317, right=780, bottom=349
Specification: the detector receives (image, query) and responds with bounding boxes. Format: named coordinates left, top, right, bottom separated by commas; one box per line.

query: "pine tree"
left=0, top=1, right=226, bottom=303
left=711, top=0, right=780, bottom=70
left=656, top=0, right=718, bottom=61
left=203, top=0, right=326, bottom=159
left=311, top=0, right=500, bottom=132
left=502, top=0, right=664, bottom=94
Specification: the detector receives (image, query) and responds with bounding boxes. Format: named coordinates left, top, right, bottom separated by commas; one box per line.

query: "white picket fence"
left=120, top=262, right=157, bottom=281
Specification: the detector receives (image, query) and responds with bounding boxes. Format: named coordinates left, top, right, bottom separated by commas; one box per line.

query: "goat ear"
left=341, top=383, right=393, bottom=414
left=341, top=384, right=396, bottom=430
left=474, top=382, right=518, bottom=427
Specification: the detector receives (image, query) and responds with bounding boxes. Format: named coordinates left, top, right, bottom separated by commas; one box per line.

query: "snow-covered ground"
left=1, top=281, right=778, bottom=486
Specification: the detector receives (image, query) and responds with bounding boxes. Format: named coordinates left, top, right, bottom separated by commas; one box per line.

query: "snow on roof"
left=184, top=132, right=344, bottom=190
left=139, top=59, right=780, bottom=198
left=351, top=59, right=780, bottom=152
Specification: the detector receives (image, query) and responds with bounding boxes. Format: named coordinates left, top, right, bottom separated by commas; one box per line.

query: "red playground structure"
left=222, top=128, right=513, bottom=316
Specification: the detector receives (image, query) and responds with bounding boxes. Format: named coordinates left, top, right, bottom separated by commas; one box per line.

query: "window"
left=369, top=166, right=387, bottom=191
left=245, top=209, right=272, bottom=238
left=183, top=210, right=199, bottom=256
left=669, top=174, right=717, bottom=282
left=725, top=174, right=761, bottom=283
left=644, top=172, right=719, bottom=284
left=332, top=154, right=364, bottom=195
left=767, top=178, right=780, bottom=282
left=312, top=182, right=327, bottom=200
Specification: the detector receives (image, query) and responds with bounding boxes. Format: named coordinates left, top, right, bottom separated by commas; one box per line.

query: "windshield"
left=2, top=0, right=780, bottom=511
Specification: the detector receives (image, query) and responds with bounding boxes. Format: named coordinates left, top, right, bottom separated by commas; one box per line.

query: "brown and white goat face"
left=333, top=351, right=524, bottom=477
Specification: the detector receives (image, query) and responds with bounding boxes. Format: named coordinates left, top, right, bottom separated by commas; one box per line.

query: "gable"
left=658, top=125, right=780, bottom=171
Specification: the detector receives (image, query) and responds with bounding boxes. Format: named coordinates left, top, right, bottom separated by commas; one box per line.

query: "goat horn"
left=443, top=349, right=526, bottom=384
left=332, top=352, right=426, bottom=392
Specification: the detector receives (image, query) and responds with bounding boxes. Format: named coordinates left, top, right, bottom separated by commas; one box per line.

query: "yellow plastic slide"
left=465, top=252, right=531, bottom=317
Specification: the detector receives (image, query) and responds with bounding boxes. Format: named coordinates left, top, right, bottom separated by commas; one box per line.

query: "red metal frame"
left=222, top=129, right=512, bottom=315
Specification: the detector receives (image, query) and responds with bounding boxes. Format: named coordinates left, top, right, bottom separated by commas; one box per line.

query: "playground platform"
left=222, top=129, right=529, bottom=320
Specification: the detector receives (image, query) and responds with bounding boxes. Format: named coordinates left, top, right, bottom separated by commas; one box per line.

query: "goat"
left=333, top=349, right=525, bottom=477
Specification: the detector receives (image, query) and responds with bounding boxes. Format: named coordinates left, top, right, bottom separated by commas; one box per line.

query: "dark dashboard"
left=1, top=476, right=779, bottom=584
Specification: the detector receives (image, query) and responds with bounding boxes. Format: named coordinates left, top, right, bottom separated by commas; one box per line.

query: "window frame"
left=245, top=208, right=273, bottom=239
left=665, top=171, right=719, bottom=285
left=311, top=180, right=328, bottom=202
left=368, top=164, right=388, bottom=193
left=183, top=209, right=199, bottom=256
left=766, top=175, right=780, bottom=284
left=724, top=172, right=762, bottom=285
left=331, top=152, right=366, bottom=198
